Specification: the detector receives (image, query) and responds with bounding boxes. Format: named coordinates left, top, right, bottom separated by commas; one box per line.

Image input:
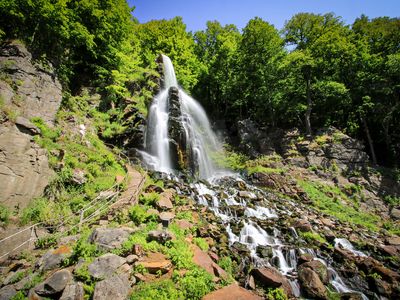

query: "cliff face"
left=0, top=41, right=62, bottom=210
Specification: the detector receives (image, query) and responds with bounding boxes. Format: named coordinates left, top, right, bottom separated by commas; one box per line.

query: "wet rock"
left=88, top=227, right=134, bottom=251
left=232, top=242, right=251, bottom=256
left=298, top=253, right=313, bottom=265
left=0, top=285, right=17, bottom=300
left=203, top=283, right=263, bottom=300
left=59, top=282, right=84, bottom=300
left=145, top=184, right=164, bottom=193
left=135, top=252, right=171, bottom=274
left=35, top=269, right=72, bottom=296
left=300, top=260, right=329, bottom=284
left=147, top=230, right=174, bottom=244
left=88, top=254, right=126, bottom=280
left=256, top=245, right=273, bottom=258
left=37, top=245, right=72, bottom=271
left=298, top=266, right=328, bottom=299
left=238, top=191, right=257, bottom=199
left=340, top=292, right=364, bottom=300
left=93, top=274, right=130, bottom=300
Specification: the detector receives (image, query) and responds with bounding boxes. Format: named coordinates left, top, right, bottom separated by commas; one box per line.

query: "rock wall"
left=0, top=41, right=62, bottom=209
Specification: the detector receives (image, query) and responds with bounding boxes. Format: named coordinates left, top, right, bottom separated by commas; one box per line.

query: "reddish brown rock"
left=175, top=219, right=193, bottom=230
left=136, top=252, right=171, bottom=274
left=293, top=219, right=312, bottom=232
left=301, top=260, right=329, bottom=284
left=192, top=245, right=227, bottom=279
left=202, top=283, right=263, bottom=300
left=298, top=266, right=328, bottom=299
left=157, top=189, right=175, bottom=210
left=251, top=267, right=293, bottom=297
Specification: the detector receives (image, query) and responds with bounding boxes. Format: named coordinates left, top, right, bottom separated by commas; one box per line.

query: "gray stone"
left=0, top=285, right=17, bottom=300
left=37, top=246, right=72, bottom=271
left=89, top=227, right=134, bottom=251
left=126, top=254, right=139, bottom=264
left=390, top=207, right=400, bottom=220
left=59, top=282, right=84, bottom=300
left=148, top=230, right=174, bottom=244
left=88, top=253, right=126, bottom=280
left=35, top=269, right=73, bottom=296
left=93, top=274, right=130, bottom=300
left=0, top=41, right=62, bottom=125
left=15, top=116, right=40, bottom=135
left=0, top=126, right=54, bottom=211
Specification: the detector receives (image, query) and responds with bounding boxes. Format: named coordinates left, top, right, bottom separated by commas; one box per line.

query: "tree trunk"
left=304, top=73, right=312, bottom=137
left=361, top=117, right=377, bottom=165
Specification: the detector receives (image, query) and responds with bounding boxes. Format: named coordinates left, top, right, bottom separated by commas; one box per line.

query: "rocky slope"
left=0, top=41, right=61, bottom=211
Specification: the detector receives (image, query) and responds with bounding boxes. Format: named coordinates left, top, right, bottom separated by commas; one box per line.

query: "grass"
left=298, top=180, right=380, bottom=232
left=0, top=204, right=10, bottom=226
left=299, top=231, right=327, bottom=244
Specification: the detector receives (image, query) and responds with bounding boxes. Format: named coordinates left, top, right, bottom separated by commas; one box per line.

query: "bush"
left=139, top=192, right=160, bottom=206
left=0, top=204, right=10, bottom=226
left=174, top=267, right=215, bottom=299
left=130, top=279, right=183, bottom=300
left=129, top=205, right=148, bottom=225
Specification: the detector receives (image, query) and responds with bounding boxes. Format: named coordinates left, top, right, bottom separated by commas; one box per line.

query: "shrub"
left=266, top=288, right=288, bottom=300
left=174, top=267, right=215, bottom=299
left=139, top=192, right=160, bottom=206
left=130, top=279, right=183, bottom=300
left=0, top=204, right=10, bottom=226
left=193, top=237, right=209, bottom=251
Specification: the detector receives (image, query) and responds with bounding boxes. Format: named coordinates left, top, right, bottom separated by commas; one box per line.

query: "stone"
left=340, top=292, right=364, bottom=300
left=256, top=245, right=273, bottom=258
left=157, top=189, right=174, bottom=210
left=88, top=253, right=126, bottom=280
left=175, top=219, right=193, bottom=230
left=0, top=126, right=54, bottom=211
left=147, top=230, right=174, bottom=244
left=71, top=169, right=86, bottom=185
left=238, top=191, right=257, bottom=199
left=93, top=274, right=130, bottom=300
left=203, top=283, right=263, bottom=300
left=159, top=211, right=175, bottom=226
left=15, top=116, right=40, bottom=135
left=386, top=236, right=400, bottom=246
left=300, top=260, right=329, bottom=284
left=0, top=285, right=17, bottom=300
left=390, top=207, right=400, bottom=220
left=37, top=245, right=72, bottom=271
left=251, top=267, right=293, bottom=297
left=298, top=253, right=313, bottom=265
left=298, top=266, right=328, bottom=299
left=136, top=252, right=172, bottom=274
left=28, top=289, right=43, bottom=300
left=35, top=269, right=73, bottom=296
left=59, top=282, right=84, bottom=300
left=88, top=227, right=134, bottom=251
left=293, top=219, right=312, bottom=232
left=126, top=255, right=139, bottom=264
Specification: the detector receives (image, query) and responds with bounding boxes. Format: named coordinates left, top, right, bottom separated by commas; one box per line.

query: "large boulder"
left=88, top=253, right=126, bottom=280
left=88, top=227, right=134, bottom=251
left=93, top=274, right=130, bottom=300
left=0, top=40, right=62, bottom=210
left=35, top=269, right=73, bottom=296
left=203, top=283, right=263, bottom=300
left=298, top=266, right=328, bottom=299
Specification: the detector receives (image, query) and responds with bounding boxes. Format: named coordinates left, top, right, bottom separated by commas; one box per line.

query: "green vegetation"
left=0, top=204, right=10, bottom=226
left=266, top=288, right=288, bottom=300
left=298, top=180, right=380, bottom=231
left=193, top=237, right=209, bottom=251
left=299, top=231, right=327, bottom=244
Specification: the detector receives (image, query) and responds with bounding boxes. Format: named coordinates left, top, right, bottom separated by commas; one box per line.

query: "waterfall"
left=143, top=54, right=221, bottom=179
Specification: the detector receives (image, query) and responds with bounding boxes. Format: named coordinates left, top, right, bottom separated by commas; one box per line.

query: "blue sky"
left=128, top=0, right=399, bottom=32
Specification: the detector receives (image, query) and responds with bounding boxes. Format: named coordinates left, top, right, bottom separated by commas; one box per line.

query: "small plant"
left=368, top=272, right=382, bottom=280
left=35, top=235, right=58, bottom=249
left=174, top=267, right=215, bottom=299
left=8, top=270, right=25, bottom=284
left=139, top=192, right=160, bottom=206
left=0, top=204, right=10, bottom=226
left=193, top=237, right=209, bottom=251
left=128, top=205, right=149, bottom=225
left=266, top=288, right=288, bottom=300
left=130, top=279, right=183, bottom=300
left=64, top=229, right=101, bottom=265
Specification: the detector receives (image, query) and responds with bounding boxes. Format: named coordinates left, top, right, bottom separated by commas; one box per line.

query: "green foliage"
left=173, top=267, right=215, bottom=300
left=20, top=197, right=71, bottom=226
left=299, top=231, right=327, bottom=244
left=8, top=270, right=25, bottom=284
left=130, top=279, right=184, bottom=300
left=298, top=180, right=380, bottom=231
left=128, top=205, right=157, bottom=225
left=212, top=148, right=247, bottom=170
left=193, top=237, right=209, bottom=251
left=10, top=291, right=26, bottom=300
left=65, top=229, right=101, bottom=265
left=139, top=192, right=160, bottom=206
left=218, top=256, right=237, bottom=278
left=266, top=288, right=288, bottom=300
left=35, top=235, right=58, bottom=249
left=383, top=195, right=400, bottom=206
left=0, top=204, right=10, bottom=226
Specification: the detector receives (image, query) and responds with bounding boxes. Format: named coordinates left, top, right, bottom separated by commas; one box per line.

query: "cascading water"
left=141, top=55, right=373, bottom=299
left=143, top=54, right=221, bottom=179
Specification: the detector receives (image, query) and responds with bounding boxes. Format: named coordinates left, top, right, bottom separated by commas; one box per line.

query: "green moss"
left=266, top=288, right=288, bottom=300
left=246, top=165, right=284, bottom=175
left=299, top=231, right=327, bottom=244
